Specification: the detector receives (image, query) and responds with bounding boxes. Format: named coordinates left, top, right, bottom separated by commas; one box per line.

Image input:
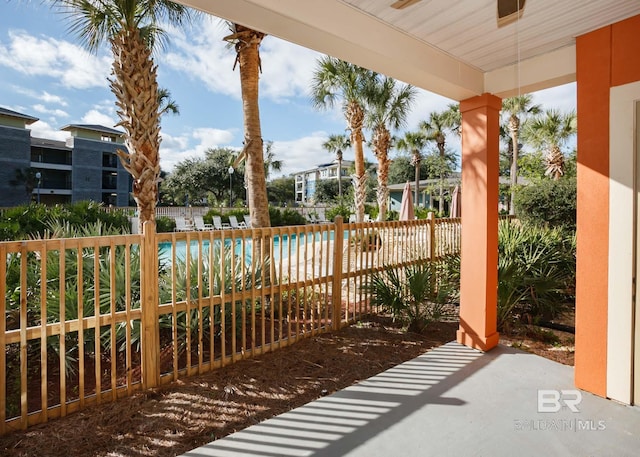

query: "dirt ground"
left=0, top=317, right=574, bottom=457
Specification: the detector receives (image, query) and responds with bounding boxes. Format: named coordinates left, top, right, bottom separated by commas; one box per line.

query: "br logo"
left=537, top=389, right=583, bottom=413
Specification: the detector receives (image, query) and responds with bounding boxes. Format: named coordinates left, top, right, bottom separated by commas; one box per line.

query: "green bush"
left=268, top=207, right=306, bottom=226
left=514, top=177, right=576, bottom=229
left=325, top=203, right=352, bottom=222
left=0, top=201, right=130, bottom=241
left=364, top=258, right=457, bottom=333
left=156, top=216, right=176, bottom=233
left=497, top=220, right=575, bottom=333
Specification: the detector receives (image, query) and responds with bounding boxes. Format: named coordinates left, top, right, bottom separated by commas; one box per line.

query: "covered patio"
left=178, top=0, right=640, bottom=406
left=182, top=342, right=640, bottom=456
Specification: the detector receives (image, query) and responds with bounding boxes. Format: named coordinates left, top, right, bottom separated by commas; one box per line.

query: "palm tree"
left=224, top=24, right=270, bottom=227
left=395, top=131, right=430, bottom=208
left=502, top=96, right=541, bottom=214
left=158, top=87, right=180, bottom=117
left=523, top=109, right=577, bottom=180
left=311, top=57, right=374, bottom=223
left=419, top=108, right=458, bottom=214
left=54, top=0, right=195, bottom=232
left=322, top=134, right=351, bottom=200
left=365, top=77, right=416, bottom=221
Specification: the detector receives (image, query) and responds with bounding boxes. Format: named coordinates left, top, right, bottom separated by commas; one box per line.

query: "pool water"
left=159, top=230, right=347, bottom=264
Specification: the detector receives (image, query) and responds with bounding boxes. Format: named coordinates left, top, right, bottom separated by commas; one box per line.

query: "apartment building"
left=0, top=107, right=132, bottom=207
left=294, top=160, right=353, bottom=204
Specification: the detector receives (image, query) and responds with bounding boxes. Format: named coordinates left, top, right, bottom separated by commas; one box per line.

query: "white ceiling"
left=177, top=0, right=640, bottom=100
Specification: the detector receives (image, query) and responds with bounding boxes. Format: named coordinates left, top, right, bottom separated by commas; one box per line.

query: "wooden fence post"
left=428, top=212, right=436, bottom=260
left=332, top=216, right=344, bottom=330
left=140, top=221, right=160, bottom=388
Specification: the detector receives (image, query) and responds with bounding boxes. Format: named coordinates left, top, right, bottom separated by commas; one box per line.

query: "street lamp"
left=228, top=166, right=234, bottom=206
left=35, top=172, right=42, bottom=204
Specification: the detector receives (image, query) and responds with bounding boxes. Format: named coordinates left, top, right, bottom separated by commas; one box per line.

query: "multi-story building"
left=294, top=160, right=353, bottom=204
left=0, top=107, right=132, bottom=206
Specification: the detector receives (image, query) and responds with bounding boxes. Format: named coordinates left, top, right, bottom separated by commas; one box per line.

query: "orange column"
left=457, top=93, right=501, bottom=352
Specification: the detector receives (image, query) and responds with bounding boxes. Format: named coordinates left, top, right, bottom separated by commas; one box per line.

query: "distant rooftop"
left=61, top=124, right=124, bottom=136
left=31, top=137, right=70, bottom=150
left=0, top=106, right=39, bottom=124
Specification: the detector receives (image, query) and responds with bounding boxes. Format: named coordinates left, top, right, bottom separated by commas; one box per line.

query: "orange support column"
left=456, top=93, right=501, bottom=352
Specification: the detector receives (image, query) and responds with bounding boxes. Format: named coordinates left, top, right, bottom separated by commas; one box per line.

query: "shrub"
left=156, top=216, right=176, bottom=233
left=364, top=259, right=457, bottom=333
left=514, top=177, right=576, bottom=229
left=497, top=220, right=575, bottom=333
left=325, top=203, right=352, bottom=222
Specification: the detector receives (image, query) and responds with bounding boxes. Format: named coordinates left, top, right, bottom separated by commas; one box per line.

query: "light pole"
left=228, top=166, right=234, bottom=206
left=35, top=171, right=41, bottom=204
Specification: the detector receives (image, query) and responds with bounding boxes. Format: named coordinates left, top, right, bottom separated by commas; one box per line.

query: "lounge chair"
left=348, top=214, right=357, bottom=224
left=228, top=215, right=247, bottom=229
left=364, top=214, right=372, bottom=222
left=307, top=214, right=317, bottom=224
left=193, top=215, right=213, bottom=231
left=175, top=216, right=193, bottom=232
left=212, top=216, right=230, bottom=230
left=243, top=214, right=252, bottom=228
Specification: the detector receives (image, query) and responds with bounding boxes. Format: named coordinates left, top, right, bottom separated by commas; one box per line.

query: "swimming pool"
left=158, top=230, right=348, bottom=264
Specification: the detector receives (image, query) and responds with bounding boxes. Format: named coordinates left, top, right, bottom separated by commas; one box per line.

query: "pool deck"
left=180, top=342, right=640, bottom=457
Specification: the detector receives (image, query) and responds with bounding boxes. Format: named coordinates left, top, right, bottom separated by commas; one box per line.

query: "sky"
left=0, top=1, right=577, bottom=178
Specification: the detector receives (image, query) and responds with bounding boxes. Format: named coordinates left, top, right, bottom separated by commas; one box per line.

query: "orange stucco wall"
left=575, top=15, right=640, bottom=397
left=457, top=94, right=501, bottom=352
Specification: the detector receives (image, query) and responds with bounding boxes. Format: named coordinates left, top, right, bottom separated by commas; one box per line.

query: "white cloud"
left=270, top=132, right=331, bottom=177
left=81, top=109, right=117, bottom=127
left=32, top=104, right=69, bottom=119
left=29, top=120, right=68, bottom=141
left=40, top=91, right=68, bottom=107
left=0, top=30, right=111, bottom=89
left=163, top=19, right=323, bottom=102
left=159, top=127, right=238, bottom=172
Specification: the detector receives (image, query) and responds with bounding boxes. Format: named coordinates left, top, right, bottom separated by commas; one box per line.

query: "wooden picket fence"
left=0, top=215, right=461, bottom=434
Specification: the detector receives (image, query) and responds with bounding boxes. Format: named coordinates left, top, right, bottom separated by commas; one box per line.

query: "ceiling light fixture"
left=391, top=0, right=422, bottom=10
left=497, top=0, right=526, bottom=27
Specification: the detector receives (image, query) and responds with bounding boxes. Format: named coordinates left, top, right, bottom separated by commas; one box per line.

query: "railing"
left=0, top=215, right=461, bottom=434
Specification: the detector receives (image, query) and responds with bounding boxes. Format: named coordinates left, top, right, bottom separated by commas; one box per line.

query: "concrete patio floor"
left=181, top=342, right=640, bottom=457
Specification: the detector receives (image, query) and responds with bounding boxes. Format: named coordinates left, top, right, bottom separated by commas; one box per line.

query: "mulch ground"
left=1, top=318, right=458, bottom=457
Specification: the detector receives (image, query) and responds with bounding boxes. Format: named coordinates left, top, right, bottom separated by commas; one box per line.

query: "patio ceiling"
left=177, top=0, right=640, bottom=100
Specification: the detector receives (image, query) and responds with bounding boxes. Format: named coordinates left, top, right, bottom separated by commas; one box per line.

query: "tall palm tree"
left=395, top=131, right=430, bottom=208
left=322, top=134, right=351, bottom=200
left=365, top=77, right=416, bottom=220
left=419, top=109, right=457, bottom=214
left=311, top=57, right=374, bottom=223
left=523, top=109, right=577, bottom=180
left=224, top=24, right=270, bottom=227
left=54, top=0, right=195, bottom=231
left=502, top=96, right=541, bottom=214
left=158, top=87, right=180, bottom=117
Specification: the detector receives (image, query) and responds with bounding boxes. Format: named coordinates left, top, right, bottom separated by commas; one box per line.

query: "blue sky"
left=0, top=1, right=577, bottom=178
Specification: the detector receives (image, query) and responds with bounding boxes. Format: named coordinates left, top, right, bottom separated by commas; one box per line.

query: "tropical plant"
left=322, top=134, right=351, bottom=200
left=522, top=109, right=577, bottom=180
left=224, top=24, right=271, bottom=228
left=311, top=57, right=374, bottom=222
left=501, top=96, right=542, bottom=214
left=53, top=0, right=196, bottom=232
left=365, top=76, right=416, bottom=220
left=497, top=221, right=575, bottom=333
left=9, top=167, right=39, bottom=200
left=395, top=131, right=430, bottom=207
left=515, top=177, right=577, bottom=230
left=419, top=107, right=459, bottom=214
left=365, top=259, right=457, bottom=333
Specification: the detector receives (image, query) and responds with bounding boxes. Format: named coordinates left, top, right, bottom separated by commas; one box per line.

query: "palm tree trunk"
left=337, top=156, right=342, bottom=199
left=235, top=27, right=270, bottom=228
left=373, top=125, right=391, bottom=221
left=347, top=102, right=366, bottom=222
left=110, top=28, right=161, bottom=234
left=508, top=116, right=520, bottom=216
left=437, top=138, right=445, bottom=215
left=413, top=153, right=421, bottom=208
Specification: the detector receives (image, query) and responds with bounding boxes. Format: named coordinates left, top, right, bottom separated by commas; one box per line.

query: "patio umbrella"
left=399, top=181, right=415, bottom=221
left=450, top=184, right=461, bottom=218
